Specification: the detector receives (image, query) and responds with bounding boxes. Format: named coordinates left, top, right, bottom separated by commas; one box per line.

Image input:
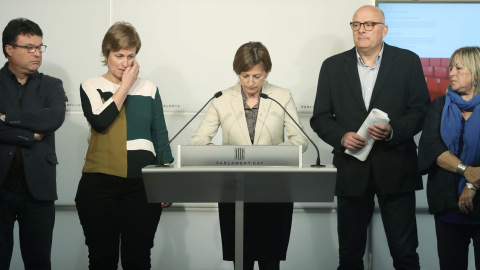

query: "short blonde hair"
left=101, top=22, right=141, bottom=64
left=449, top=46, right=480, bottom=95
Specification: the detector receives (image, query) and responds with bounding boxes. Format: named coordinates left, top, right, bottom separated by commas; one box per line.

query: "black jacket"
left=0, top=62, right=66, bottom=201
left=310, top=43, right=431, bottom=196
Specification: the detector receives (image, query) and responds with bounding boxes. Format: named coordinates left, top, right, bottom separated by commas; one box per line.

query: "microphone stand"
left=158, top=91, right=223, bottom=167
left=260, top=93, right=325, bottom=167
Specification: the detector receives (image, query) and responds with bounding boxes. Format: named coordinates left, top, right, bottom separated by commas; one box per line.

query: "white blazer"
left=189, top=81, right=308, bottom=152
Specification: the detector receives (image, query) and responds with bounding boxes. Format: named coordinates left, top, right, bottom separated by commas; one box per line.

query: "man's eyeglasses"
left=10, top=44, right=47, bottom=53
left=350, top=21, right=384, bottom=31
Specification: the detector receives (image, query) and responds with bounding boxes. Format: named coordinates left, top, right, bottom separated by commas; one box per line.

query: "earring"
left=475, top=82, right=478, bottom=87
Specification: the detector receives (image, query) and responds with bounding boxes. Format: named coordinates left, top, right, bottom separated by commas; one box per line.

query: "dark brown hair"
left=233, top=42, right=272, bottom=75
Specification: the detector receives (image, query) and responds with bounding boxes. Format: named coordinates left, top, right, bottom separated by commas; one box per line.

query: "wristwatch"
left=457, top=162, right=468, bottom=175
left=467, top=182, right=478, bottom=191
left=0, top=114, right=5, bottom=122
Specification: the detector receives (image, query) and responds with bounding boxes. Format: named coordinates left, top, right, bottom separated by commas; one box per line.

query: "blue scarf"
left=440, top=89, right=480, bottom=195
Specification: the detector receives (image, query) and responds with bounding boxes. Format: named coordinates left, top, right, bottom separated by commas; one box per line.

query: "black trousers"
left=219, top=203, right=293, bottom=261
left=337, top=185, right=420, bottom=270
left=235, top=260, right=280, bottom=270
left=75, top=173, right=163, bottom=270
left=435, top=218, right=480, bottom=270
left=0, top=184, right=55, bottom=270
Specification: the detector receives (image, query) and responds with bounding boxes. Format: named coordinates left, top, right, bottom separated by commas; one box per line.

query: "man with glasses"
left=0, top=18, right=66, bottom=269
left=310, top=5, right=430, bottom=269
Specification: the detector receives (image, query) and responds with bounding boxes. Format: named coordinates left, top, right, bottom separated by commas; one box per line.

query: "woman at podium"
left=75, top=22, right=174, bottom=269
left=189, top=41, right=308, bottom=270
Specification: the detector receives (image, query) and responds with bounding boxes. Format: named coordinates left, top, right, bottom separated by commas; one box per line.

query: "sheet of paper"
left=345, top=108, right=390, bottom=161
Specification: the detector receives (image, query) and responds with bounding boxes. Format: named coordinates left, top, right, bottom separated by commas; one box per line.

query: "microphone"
left=260, top=93, right=325, bottom=167
left=159, top=91, right=223, bottom=166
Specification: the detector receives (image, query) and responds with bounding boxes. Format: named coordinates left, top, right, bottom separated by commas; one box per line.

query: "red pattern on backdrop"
left=421, top=58, right=450, bottom=101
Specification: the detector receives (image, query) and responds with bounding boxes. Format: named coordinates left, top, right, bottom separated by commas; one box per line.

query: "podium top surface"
left=143, top=164, right=337, bottom=173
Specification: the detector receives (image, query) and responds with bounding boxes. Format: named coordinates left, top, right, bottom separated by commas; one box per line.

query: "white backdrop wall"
left=0, top=0, right=368, bottom=206
left=1, top=0, right=470, bottom=269
left=1, top=0, right=366, bottom=113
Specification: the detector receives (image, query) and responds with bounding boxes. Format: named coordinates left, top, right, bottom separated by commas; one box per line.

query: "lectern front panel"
left=142, top=166, right=336, bottom=203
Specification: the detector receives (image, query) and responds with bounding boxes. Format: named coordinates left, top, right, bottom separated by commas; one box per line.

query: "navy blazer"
left=0, top=63, right=66, bottom=201
left=310, top=43, right=431, bottom=196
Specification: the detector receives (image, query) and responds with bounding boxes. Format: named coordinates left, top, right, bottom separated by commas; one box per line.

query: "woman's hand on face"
left=121, top=60, right=139, bottom=90
left=458, top=186, right=476, bottom=214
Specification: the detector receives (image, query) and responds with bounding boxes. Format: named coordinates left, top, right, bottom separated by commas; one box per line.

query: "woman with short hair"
left=76, top=22, right=173, bottom=270
left=189, top=41, right=308, bottom=270
left=419, top=46, right=480, bottom=269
